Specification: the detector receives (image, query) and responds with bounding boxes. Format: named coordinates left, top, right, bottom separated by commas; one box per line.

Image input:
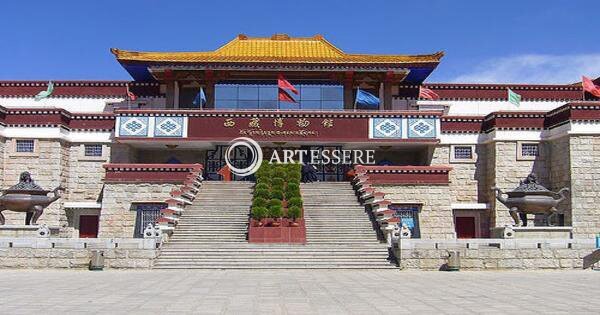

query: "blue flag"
left=192, top=87, right=206, bottom=108
left=355, top=88, right=380, bottom=109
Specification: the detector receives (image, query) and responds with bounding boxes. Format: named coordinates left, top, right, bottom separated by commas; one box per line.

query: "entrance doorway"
left=455, top=217, right=476, bottom=239
left=299, top=145, right=352, bottom=182
left=79, top=215, right=99, bottom=238
left=204, top=145, right=252, bottom=180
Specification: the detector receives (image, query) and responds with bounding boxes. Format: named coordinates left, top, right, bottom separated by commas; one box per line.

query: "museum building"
left=0, top=33, right=599, bottom=248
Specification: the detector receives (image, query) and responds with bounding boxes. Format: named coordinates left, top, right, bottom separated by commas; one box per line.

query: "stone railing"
left=0, top=237, right=159, bottom=269
left=396, top=238, right=598, bottom=270
left=154, top=164, right=204, bottom=240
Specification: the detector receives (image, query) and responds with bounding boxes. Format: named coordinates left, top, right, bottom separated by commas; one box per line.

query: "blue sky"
left=1, top=0, right=598, bottom=83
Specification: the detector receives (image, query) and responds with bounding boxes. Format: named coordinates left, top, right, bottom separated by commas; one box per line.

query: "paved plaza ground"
left=0, top=269, right=598, bottom=314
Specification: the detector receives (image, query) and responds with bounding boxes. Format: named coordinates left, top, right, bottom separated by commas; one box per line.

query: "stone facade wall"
left=1, top=139, right=69, bottom=227
left=0, top=238, right=158, bottom=269
left=66, top=144, right=108, bottom=201
left=98, top=183, right=177, bottom=238
left=489, top=141, right=549, bottom=227
left=430, top=145, right=488, bottom=204
left=548, top=135, right=572, bottom=225
left=396, top=239, right=597, bottom=270
left=569, top=135, right=600, bottom=238
left=374, top=184, right=454, bottom=239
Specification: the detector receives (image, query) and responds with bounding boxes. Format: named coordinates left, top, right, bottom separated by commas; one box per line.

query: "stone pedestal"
left=0, top=225, right=60, bottom=238
left=491, top=226, right=573, bottom=239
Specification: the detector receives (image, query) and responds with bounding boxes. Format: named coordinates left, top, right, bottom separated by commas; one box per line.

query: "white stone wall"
left=430, top=145, right=488, bottom=204
left=569, top=136, right=600, bottom=238
left=397, top=238, right=596, bottom=270
left=98, top=183, right=177, bottom=238
left=374, top=184, right=454, bottom=239
left=66, top=144, right=108, bottom=202
left=488, top=141, right=549, bottom=227
left=1, top=139, right=69, bottom=227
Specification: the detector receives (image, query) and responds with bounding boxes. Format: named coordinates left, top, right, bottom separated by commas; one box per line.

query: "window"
left=84, top=144, right=103, bottom=157
left=15, top=139, right=35, bottom=153
left=521, top=143, right=539, bottom=157
left=517, top=141, right=542, bottom=160
left=215, top=82, right=344, bottom=110
left=389, top=204, right=421, bottom=238
left=450, top=145, right=477, bottom=163
left=133, top=203, right=166, bottom=238
left=454, top=146, right=473, bottom=159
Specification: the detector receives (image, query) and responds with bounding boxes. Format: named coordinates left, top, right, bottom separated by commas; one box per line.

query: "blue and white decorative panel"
left=119, top=116, right=149, bottom=137
left=408, top=118, right=436, bottom=138
left=154, top=116, right=184, bottom=137
left=371, top=118, right=402, bottom=139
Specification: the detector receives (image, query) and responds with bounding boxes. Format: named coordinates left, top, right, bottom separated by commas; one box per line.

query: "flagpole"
left=126, top=83, right=131, bottom=110
left=581, top=76, right=586, bottom=101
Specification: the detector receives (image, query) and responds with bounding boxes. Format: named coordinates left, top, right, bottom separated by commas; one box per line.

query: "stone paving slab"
left=0, top=270, right=598, bottom=314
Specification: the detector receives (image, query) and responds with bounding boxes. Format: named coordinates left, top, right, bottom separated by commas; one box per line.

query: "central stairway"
left=154, top=181, right=395, bottom=269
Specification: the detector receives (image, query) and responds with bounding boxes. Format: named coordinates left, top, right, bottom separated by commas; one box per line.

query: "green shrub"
left=255, top=183, right=269, bottom=191
left=268, top=203, right=283, bottom=219
left=271, top=177, right=285, bottom=188
left=252, top=197, right=267, bottom=208
left=273, top=167, right=286, bottom=179
left=285, top=189, right=301, bottom=199
left=270, top=189, right=284, bottom=200
left=287, top=206, right=302, bottom=220
left=268, top=199, right=282, bottom=208
left=286, top=182, right=299, bottom=192
left=255, top=188, right=270, bottom=200
left=255, top=176, right=270, bottom=186
left=287, top=177, right=300, bottom=186
left=288, top=197, right=303, bottom=208
left=251, top=206, right=267, bottom=221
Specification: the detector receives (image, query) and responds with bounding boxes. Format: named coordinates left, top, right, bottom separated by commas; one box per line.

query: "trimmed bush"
left=288, top=197, right=303, bottom=208
left=255, top=177, right=271, bottom=186
left=287, top=178, right=300, bottom=186
left=255, top=188, right=271, bottom=200
left=252, top=197, right=267, bottom=208
left=271, top=177, right=285, bottom=188
left=286, top=182, right=299, bottom=192
left=268, top=203, right=283, bottom=219
left=273, top=167, right=286, bottom=179
left=270, top=189, right=284, bottom=200
left=255, top=183, right=269, bottom=191
left=285, top=190, right=301, bottom=199
left=287, top=206, right=302, bottom=220
left=268, top=199, right=282, bottom=208
left=251, top=206, right=267, bottom=221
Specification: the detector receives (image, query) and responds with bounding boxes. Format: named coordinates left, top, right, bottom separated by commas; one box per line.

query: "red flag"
left=278, top=89, right=297, bottom=103
left=278, top=74, right=298, bottom=95
left=582, top=76, right=600, bottom=98
left=126, top=85, right=137, bottom=101
left=419, top=86, right=440, bottom=100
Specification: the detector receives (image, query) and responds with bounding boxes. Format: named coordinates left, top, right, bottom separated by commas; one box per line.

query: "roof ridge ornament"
left=271, top=33, right=291, bottom=40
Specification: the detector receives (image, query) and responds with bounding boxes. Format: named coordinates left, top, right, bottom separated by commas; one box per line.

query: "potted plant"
left=287, top=206, right=301, bottom=227
left=251, top=206, right=267, bottom=227
left=268, top=199, right=283, bottom=227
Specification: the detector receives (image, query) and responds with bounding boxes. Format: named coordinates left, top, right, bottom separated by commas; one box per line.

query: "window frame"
left=78, top=144, right=108, bottom=161
left=449, top=144, right=477, bottom=163
left=11, top=139, right=39, bottom=157
left=517, top=141, right=543, bottom=161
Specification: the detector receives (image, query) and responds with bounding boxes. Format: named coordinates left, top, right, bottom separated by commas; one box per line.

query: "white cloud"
left=451, top=54, right=600, bottom=84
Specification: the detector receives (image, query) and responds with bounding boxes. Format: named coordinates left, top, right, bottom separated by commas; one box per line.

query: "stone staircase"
left=154, top=181, right=395, bottom=269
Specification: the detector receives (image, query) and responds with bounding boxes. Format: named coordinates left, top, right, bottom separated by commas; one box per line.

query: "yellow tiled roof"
left=111, top=34, right=444, bottom=64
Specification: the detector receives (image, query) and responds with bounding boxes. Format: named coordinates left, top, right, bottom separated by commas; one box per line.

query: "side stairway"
left=302, top=182, right=395, bottom=268
left=154, top=181, right=395, bottom=269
